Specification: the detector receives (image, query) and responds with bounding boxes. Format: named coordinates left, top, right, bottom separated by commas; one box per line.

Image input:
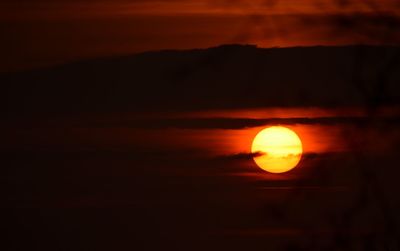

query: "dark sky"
left=1, top=0, right=400, bottom=71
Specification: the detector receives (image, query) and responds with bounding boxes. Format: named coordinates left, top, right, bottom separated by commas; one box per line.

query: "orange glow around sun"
left=251, top=126, right=303, bottom=173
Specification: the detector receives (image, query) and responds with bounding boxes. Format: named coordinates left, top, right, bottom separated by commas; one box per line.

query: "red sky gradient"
left=1, top=0, right=400, bottom=71
left=2, top=0, right=400, bottom=19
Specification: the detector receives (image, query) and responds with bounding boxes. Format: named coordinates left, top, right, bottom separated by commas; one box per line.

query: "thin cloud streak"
left=14, top=116, right=398, bottom=130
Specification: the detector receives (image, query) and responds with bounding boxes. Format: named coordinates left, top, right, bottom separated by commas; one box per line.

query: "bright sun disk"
left=251, top=126, right=303, bottom=173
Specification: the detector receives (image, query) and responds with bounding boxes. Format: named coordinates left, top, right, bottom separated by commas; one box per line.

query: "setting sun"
left=251, top=126, right=303, bottom=173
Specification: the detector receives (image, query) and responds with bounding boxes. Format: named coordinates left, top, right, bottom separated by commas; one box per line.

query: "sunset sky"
left=3, top=1, right=400, bottom=250
left=2, top=0, right=400, bottom=71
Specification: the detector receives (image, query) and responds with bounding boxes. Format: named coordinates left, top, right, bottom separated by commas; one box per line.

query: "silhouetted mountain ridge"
left=1, top=44, right=400, bottom=117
